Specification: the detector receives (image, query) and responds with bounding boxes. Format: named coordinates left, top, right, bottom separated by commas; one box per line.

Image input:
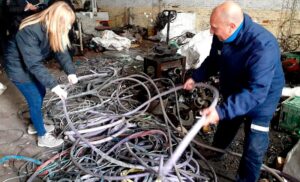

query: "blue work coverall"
left=192, top=14, right=285, bottom=181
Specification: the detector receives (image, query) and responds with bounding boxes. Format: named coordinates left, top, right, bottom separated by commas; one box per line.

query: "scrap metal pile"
left=19, top=58, right=219, bottom=182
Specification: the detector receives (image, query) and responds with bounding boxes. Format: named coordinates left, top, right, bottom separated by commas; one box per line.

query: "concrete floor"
left=0, top=43, right=151, bottom=181
left=0, top=71, right=45, bottom=182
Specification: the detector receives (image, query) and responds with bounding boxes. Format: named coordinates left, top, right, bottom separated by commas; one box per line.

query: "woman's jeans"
left=13, top=80, right=46, bottom=136
left=213, top=116, right=272, bottom=182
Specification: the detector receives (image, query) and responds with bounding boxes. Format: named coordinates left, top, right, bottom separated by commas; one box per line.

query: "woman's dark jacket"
left=4, top=22, right=76, bottom=89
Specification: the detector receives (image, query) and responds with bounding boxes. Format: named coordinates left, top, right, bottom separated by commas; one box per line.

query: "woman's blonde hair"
left=19, top=1, right=75, bottom=52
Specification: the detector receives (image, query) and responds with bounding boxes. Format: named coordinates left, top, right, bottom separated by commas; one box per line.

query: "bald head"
left=210, top=1, right=244, bottom=41
left=212, top=1, right=244, bottom=25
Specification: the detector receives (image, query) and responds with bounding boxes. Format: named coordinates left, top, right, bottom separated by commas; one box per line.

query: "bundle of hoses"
left=26, top=71, right=219, bottom=181
left=24, top=67, right=290, bottom=181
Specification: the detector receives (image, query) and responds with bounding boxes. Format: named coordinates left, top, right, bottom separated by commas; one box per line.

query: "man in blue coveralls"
left=184, top=1, right=285, bottom=181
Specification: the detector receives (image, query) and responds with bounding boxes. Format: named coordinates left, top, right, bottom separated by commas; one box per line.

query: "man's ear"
left=229, top=22, right=237, bottom=30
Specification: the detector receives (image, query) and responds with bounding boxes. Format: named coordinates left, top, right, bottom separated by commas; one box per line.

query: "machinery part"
left=161, top=83, right=219, bottom=178
left=163, top=10, right=177, bottom=44
left=164, top=67, right=183, bottom=84
left=172, top=103, right=194, bottom=127
left=153, top=44, right=178, bottom=57
left=144, top=54, right=186, bottom=84
left=190, top=87, right=213, bottom=110
left=155, top=10, right=177, bottom=32
left=144, top=9, right=186, bottom=84
left=153, top=10, right=178, bottom=57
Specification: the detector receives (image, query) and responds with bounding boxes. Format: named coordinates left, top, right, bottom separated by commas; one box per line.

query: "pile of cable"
left=68, top=129, right=208, bottom=181
left=36, top=67, right=219, bottom=181
left=4, top=57, right=287, bottom=182
left=278, top=19, right=300, bottom=51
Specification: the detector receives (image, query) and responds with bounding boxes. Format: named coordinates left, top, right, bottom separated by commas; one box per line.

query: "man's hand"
left=201, top=107, right=220, bottom=126
left=183, top=78, right=195, bottom=91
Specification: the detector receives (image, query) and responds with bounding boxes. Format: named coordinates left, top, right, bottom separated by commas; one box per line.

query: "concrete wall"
left=98, top=0, right=284, bottom=10
left=96, top=0, right=300, bottom=37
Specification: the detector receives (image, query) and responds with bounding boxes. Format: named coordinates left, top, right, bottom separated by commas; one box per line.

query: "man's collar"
left=223, top=20, right=244, bottom=43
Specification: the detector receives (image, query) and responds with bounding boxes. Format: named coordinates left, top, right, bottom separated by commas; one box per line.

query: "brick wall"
left=99, top=5, right=300, bottom=37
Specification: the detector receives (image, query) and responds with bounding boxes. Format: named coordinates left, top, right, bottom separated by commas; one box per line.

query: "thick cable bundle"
left=24, top=60, right=219, bottom=181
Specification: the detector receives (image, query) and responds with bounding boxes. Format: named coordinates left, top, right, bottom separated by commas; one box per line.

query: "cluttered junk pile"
left=10, top=57, right=220, bottom=181
left=0, top=55, right=291, bottom=181
left=0, top=51, right=297, bottom=181
left=1, top=2, right=300, bottom=181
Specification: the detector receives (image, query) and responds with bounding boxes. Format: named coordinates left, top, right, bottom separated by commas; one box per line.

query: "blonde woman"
left=4, top=1, right=78, bottom=148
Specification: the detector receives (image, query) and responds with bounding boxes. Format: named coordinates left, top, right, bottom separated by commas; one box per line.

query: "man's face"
left=210, top=15, right=234, bottom=41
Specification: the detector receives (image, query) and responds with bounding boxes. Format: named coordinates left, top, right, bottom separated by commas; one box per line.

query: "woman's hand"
left=67, top=74, right=78, bottom=84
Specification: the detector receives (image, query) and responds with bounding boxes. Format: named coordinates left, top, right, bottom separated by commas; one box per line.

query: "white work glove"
left=67, top=74, right=78, bottom=84
left=51, top=85, right=67, bottom=100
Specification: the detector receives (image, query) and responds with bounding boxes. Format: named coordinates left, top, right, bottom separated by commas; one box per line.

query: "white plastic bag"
left=177, top=30, right=213, bottom=69
left=283, top=140, right=300, bottom=180
left=159, top=13, right=196, bottom=42
left=282, top=86, right=300, bottom=97
left=0, top=82, right=7, bottom=95
left=91, top=30, right=131, bottom=51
